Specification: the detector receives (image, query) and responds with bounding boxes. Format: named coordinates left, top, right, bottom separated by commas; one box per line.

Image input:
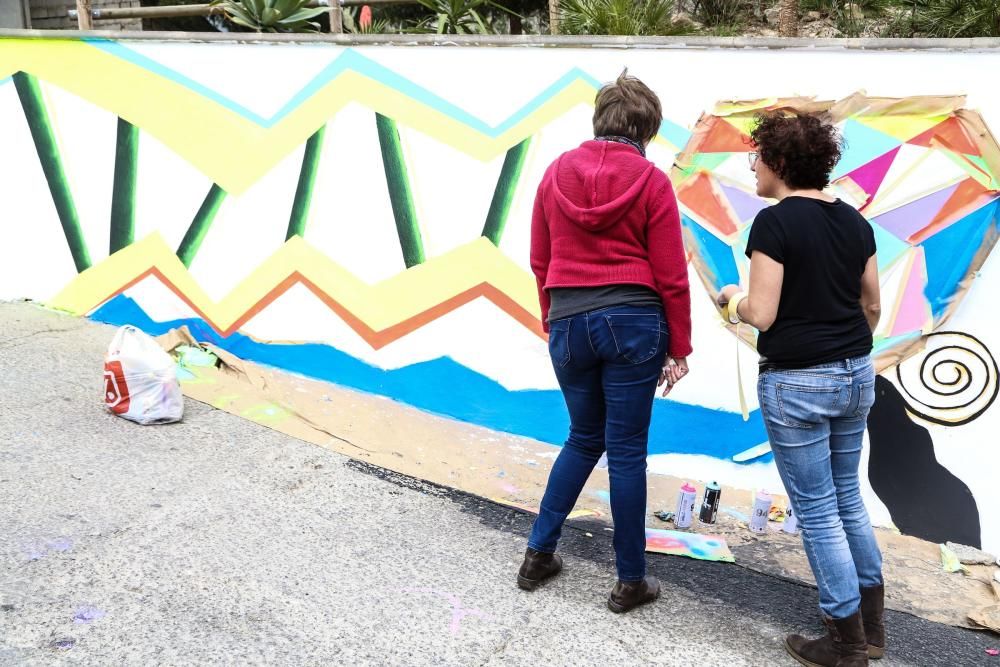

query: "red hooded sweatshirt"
left=530, top=140, right=692, bottom=358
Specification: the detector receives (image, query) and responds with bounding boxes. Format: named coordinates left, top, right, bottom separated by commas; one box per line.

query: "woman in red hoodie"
left=516, top=72, right=692, bottom=613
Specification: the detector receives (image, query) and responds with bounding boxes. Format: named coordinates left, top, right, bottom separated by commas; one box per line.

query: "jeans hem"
left=526, top=541, right=555, bottom=554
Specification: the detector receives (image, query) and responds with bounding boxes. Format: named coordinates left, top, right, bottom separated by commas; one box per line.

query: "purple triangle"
left=719, top=183, right=768, bottom=222
left=872, top=183, right=960, bottom=242
left=845, top=145, right=899, bottom=197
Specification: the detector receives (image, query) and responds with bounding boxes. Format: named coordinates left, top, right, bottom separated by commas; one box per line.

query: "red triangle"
left=911, top=178, right=993, bottom=243
left=909, top=117, right=980, bottom=155
left=697, top=117, right=754, bottom=153
left=677, top=171, right=738, bottom=236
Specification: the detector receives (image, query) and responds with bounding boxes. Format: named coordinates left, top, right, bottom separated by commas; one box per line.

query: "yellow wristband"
left=727, top=292, right=748, bottom=325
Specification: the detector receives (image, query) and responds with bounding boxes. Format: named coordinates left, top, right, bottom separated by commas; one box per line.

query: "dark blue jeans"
left=528, top=305, right=668, bottom=582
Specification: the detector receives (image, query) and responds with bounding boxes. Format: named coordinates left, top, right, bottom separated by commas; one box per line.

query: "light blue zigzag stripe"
left=0, top=76, right=10, bottom=86
left=80, top=39, right=690, bottom=146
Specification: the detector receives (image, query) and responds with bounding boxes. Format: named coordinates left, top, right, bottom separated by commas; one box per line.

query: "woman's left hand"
left=716, top=284, right=741, bottom=308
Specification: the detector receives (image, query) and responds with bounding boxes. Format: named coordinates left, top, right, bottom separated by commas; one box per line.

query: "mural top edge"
left=4, top=29, right=1000, bottom=52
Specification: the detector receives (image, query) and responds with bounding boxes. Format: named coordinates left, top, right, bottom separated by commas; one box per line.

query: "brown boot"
left=607, top=575, right=660, bottom=613
left=785, top=610, right=868, bottom=666
left=860, top=585, right=886, bottom=659
left=516, top=548, right=563, bottom=590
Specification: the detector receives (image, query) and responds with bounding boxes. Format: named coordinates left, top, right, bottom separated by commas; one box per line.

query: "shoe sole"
left=606, top=586, right=661, bottom=614
left=869, top=644, right=885, bottom=659
left=784, top=639, right=823, bottom=667
left=516, top=563, right=563, bottom=591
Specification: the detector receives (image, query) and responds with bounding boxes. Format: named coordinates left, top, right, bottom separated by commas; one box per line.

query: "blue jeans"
left=528, top=305, right=668, bottom=582
left=758, top=356, right=884, bottom=619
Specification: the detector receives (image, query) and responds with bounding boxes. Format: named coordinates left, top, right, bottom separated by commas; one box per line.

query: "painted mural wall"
left=1, top=37, right=997, bottom=552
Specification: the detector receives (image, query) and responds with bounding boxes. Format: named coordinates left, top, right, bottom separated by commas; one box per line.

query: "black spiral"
left=895, top=331, right=999, bottom=426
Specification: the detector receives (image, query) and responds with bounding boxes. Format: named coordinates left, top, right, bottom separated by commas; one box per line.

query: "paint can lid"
left=706, top=481, right=721, bottom=490
left=756, top=490, right=772, bottom=501
left=681, top=482, right=697, bottom=493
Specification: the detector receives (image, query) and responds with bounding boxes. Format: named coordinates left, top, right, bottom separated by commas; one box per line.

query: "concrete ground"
left=0, top=302, right=996, bottom=666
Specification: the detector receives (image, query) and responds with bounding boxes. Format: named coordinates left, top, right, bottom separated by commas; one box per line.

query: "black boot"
left=607, top=575, right=660, bottom=613
left=785, top=610, right=869, bottom=666
left=516, top=548, right=563, bottom=591
left=860, top=585, right=886, bottom=659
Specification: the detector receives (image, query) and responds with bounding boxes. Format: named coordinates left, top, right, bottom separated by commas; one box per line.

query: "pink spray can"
left=674, top=482, right=697, bottom=529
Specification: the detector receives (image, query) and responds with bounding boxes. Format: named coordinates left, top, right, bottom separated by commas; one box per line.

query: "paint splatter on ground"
left=73, top=606, right=106, bottom=624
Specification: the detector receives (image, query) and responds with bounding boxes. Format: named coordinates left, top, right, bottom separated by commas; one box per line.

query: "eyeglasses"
left=747, top=152, right=759, bottom=169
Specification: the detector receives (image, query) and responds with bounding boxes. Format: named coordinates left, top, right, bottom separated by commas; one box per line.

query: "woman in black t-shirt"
left=717, top=112, right=884, bottom=667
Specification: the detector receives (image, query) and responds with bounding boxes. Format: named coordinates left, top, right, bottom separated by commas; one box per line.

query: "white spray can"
left=674, top=482, right=697, bottom=529
left=749, top=490, right=772, bottom=534
left=782, top=505, right=799, bottom=534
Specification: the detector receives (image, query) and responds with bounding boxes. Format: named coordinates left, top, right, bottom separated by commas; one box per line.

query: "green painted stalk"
left=13, top=71, right=91, bottom=272
left=375, top=113, right=424, bottom=267
left=482, top=137, right=532, bottom=246
left=109, top=118, right=140, bottom=254
left=176, top=184, right=227, bottom=267
left=286, top=125, right=326, bottom=241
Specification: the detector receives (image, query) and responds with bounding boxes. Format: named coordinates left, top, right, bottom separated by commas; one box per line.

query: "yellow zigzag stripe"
left=49, top=233, right=542, bottom=342
left=0, top=39, right=597, bottom=195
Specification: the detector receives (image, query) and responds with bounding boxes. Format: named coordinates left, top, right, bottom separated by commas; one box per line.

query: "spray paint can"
left=782, top=505, right=799, bottom=534
left=749, top=490, right=773, bottom=534
left=675, top=482, right=697, bottom=529
left=699, top=481, right=721, bottom=525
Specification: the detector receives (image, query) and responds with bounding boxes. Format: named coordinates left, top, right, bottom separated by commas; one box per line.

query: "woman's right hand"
left=659, top=357, right=689, bottom=396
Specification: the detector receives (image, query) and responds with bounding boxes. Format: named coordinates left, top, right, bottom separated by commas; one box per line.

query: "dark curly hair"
left=749, top=112, right=843, bottom=190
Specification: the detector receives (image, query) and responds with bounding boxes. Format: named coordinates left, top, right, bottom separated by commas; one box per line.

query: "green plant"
left=210, top=0, right=327, bottom=32
left=692, top=0, right=744, bottom=27
left=892, top=0, right=1000, bottom=37
left=411, top=0, right=513, bottom=33
left=559, top=0, right=689, bottom=35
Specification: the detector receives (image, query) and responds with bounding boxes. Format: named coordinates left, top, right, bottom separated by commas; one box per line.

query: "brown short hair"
left=750, top=112, right=843, bottom=190
left=592, top=70, right=663, bottom=145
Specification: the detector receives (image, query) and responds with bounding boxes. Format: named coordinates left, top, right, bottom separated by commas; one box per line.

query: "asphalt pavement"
left=0, top=302, right=995, bottom=666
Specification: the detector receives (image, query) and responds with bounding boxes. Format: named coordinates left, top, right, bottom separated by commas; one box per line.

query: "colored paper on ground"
left=645, top=528, right=735, bottom=563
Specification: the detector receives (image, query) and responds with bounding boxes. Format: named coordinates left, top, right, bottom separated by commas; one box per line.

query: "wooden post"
left=548, top=0, right=559, bottom=34
left=76, top=0, right=93, bottom=29
left=328, top=0, right=343, bottom=33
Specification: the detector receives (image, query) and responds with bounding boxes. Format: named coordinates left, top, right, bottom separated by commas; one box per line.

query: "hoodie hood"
left=550, top=140, right=655, bottom=232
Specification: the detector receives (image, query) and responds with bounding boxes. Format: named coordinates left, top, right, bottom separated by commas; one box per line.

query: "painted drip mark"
left=73, top=606, right=106, bottom=624
left=403, top=588, right=487, bottom=636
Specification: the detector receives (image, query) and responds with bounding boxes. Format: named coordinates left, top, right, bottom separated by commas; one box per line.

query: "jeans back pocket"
left=604, top=313, right=662, bottom=364
left=548, top=319, right=571, bottom=368
left=854, top=380, right=876, bottom=418
left=775, top=383, right=847, bottom=429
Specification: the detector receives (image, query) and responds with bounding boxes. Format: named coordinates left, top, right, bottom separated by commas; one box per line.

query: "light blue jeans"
left=758, top=355, right=884, bottom=619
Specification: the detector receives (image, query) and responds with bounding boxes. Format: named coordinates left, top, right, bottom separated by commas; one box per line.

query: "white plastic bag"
left=103, top=325, right=184, bottom=425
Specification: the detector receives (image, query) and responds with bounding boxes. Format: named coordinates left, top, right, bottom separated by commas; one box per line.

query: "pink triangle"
left=844, top=146, right=900, bottom=200
left=890, top=250, right=930, bottom=337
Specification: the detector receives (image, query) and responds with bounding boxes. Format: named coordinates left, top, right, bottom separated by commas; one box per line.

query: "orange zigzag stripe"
left=99, top=267, right=547, bottom=349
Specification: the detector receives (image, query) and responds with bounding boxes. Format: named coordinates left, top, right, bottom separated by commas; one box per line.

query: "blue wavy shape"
left=80, top=40, right=692, bottom=148
left=91, top=294, right=770, bottom=462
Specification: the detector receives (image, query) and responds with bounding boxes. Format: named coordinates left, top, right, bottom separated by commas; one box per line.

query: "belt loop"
left=845, top=357, right=852, bottom=371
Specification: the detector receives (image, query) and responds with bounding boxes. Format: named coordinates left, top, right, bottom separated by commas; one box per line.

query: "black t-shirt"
left=744, top=196, right=876, bottom=368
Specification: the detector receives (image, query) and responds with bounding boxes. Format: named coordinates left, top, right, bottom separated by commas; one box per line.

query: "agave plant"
left=412, top=0, right=514, bottom=34
left=560, top=0, right=689, bottom=36
left=211, top=0, right=328, bottom=32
